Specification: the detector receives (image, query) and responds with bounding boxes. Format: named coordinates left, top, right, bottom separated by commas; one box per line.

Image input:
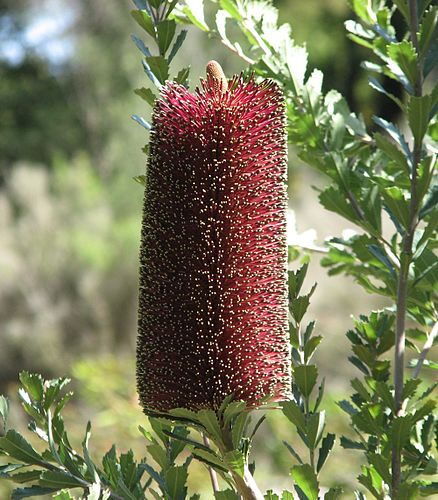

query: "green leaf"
left=350, top=0, right=373, bottom=22
left=288, top=265, right=309, bottom=297
left=131, top=34, right=152, bottom=57
left=325, top=488, right=343, bottom=500
left=231, top=412, right=249, bottom=448
left=281, top=492, right=294, bottom=500
left=387, top=40, right=418, bottom=87
left=367, top=453, right=391, bottom=486
left=175, top=66, right=190, bottom=85
left=134, top=87, right=157, bottom=106
left=319, top=186, right=357, bottom=223
left=197, top=409, right=223, bottom=443
left=392, top=0, right=410, bottom=20
left=0, top=395, right=9, bottom=431
left=53, top=490, right=75, bottom=500
left=304, top=336, right=322, bottom=363
left=0, top=464, right=23, bottom=477
left=11, top=486, right=58, bottom=499
left=283, top=441, right=303, bottom=464
left=282, top=401, right=306, bottom=434
left=131, top=10, right=155, bottom=38
left=408, top=94, right=432, bottom=144
left=419, top=7, right=438, bottom=56
left=219, top=0, right=242, bottom=20
left=148, top=443, right=169, bottom=470
left=264, top=492, right=279, bottom=500
left=373, top=116, right=411, bottom=157
left=39, top=471, right=84, bottom=489
left=224, top=450, right=245, bottom=477
left=382, top=187, right=410, bottom=229
left=168, top=30, right=188, bottom=63
left=290, top=464, right=319, bottom=500
left=214, top=489, right=240, bottom=500
left=9, top=469, right=43, bottom=484
left=374, top=132, right=409, bottom=171
left=340, top=437, right=365, bottom=450
left=183, top=0, right=209, bottom=31
left=145, top=56, right=169, bottom=84
left=306, top=411, right=325, bottom=450
left=133, top=175, right=146, bottom=186
left=293, top=365, right=318, bottom=398
left=391, top=416, right=413, bottom=452
left=317, top=433, right=335, bottom=472
left=215, top=490, right=239, bottom=500
left=290, top=285, right=316, bottom=323
left=164, top=466, right=188, bottom=500
left=191, top=449, right=228, bottom=473
left=157, top=20, right=176, bottom=55
left=0, top=430, right=45, bottom=465
left=19, top=373, right=44, bottom=402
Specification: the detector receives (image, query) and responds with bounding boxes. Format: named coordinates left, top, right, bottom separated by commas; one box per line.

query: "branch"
left=202, top=433, right=220, bottom=494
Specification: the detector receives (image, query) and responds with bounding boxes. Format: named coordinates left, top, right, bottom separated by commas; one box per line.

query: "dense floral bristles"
left=137, top=69, right=291, bottom=412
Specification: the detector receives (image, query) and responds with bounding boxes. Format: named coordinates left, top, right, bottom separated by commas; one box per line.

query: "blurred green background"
left=0, top=0, right=404, bottom=497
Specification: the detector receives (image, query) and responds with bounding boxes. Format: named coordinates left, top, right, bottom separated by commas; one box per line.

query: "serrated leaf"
left=134, top=87, right=157, bottom=106
left=157, top=20, right=176, bottom=55
left=9, top=469, right=42, bottom=484
left=409, top=94, right=432, bottom=144
left=11, top=486, right=58, bottom=499
left=197, top=410, right=222, bottom=443
left=419, top=7, right=438, bottom=55
left=304, top=336, right=322, bottom=363
left=282, top=401, right=306, bottom=434
left=283, top=441, right=303, bottom=464
left=224, top=450, right=245, bottom=477
left=0, top=464, right=23, bottom=477
left=325, top=488, right=343, bottom=499
left=175, top=66, right=190, bottom=85
left=146, top=56, right=169, bottom=84
left=340, top=436, right=365, bottom=450
left=290, top=464, right=319, bottom=500
left=19, top=373, right=44, bottom=402
left=387, top=40, right=418, bottom=87
left=317, top=433, right=335, bottom=472
left=215, top=490, right=239, bottom=500
left=168, top=30, right=188, bottom=63
left=191, top=449, right=228, bottom=473
left=131, top=10, right=155, bottom=38
left=0, top=430, right=45, bottom=465
left=164, top=466, right=188, bottom=500
left=319, top=186, right=357, bottom=223
left=53, top=490, right=75, bottom=500
left=293, top=365, right=318, bottom=398
left=130, top=34, right=152, bottom=57
left=281, top=491, right=294, bottom=500
left=39, top=471, right=84, bottom=489
left=391, top=416, right=413, bottom=452
left=264, top=490, right=279, bottom=500
left=306, top=411, right=325, bottom=450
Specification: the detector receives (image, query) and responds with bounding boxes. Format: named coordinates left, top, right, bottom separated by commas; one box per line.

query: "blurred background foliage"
left=0, top=0, right=410, bottom=496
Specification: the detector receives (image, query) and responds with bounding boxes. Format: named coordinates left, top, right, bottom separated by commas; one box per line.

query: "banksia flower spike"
left=137, top=61, right=291, bottom=413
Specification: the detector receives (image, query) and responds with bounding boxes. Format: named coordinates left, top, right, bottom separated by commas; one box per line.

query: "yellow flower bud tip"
left=206, top=60, right=228, bottom=94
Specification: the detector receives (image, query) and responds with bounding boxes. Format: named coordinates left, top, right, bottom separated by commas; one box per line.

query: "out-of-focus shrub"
left=0, top=158, right=142, bottom=385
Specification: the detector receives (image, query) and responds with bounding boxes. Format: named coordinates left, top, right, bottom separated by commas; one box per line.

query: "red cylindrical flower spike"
left=137, top=62, right=291, bottom=412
